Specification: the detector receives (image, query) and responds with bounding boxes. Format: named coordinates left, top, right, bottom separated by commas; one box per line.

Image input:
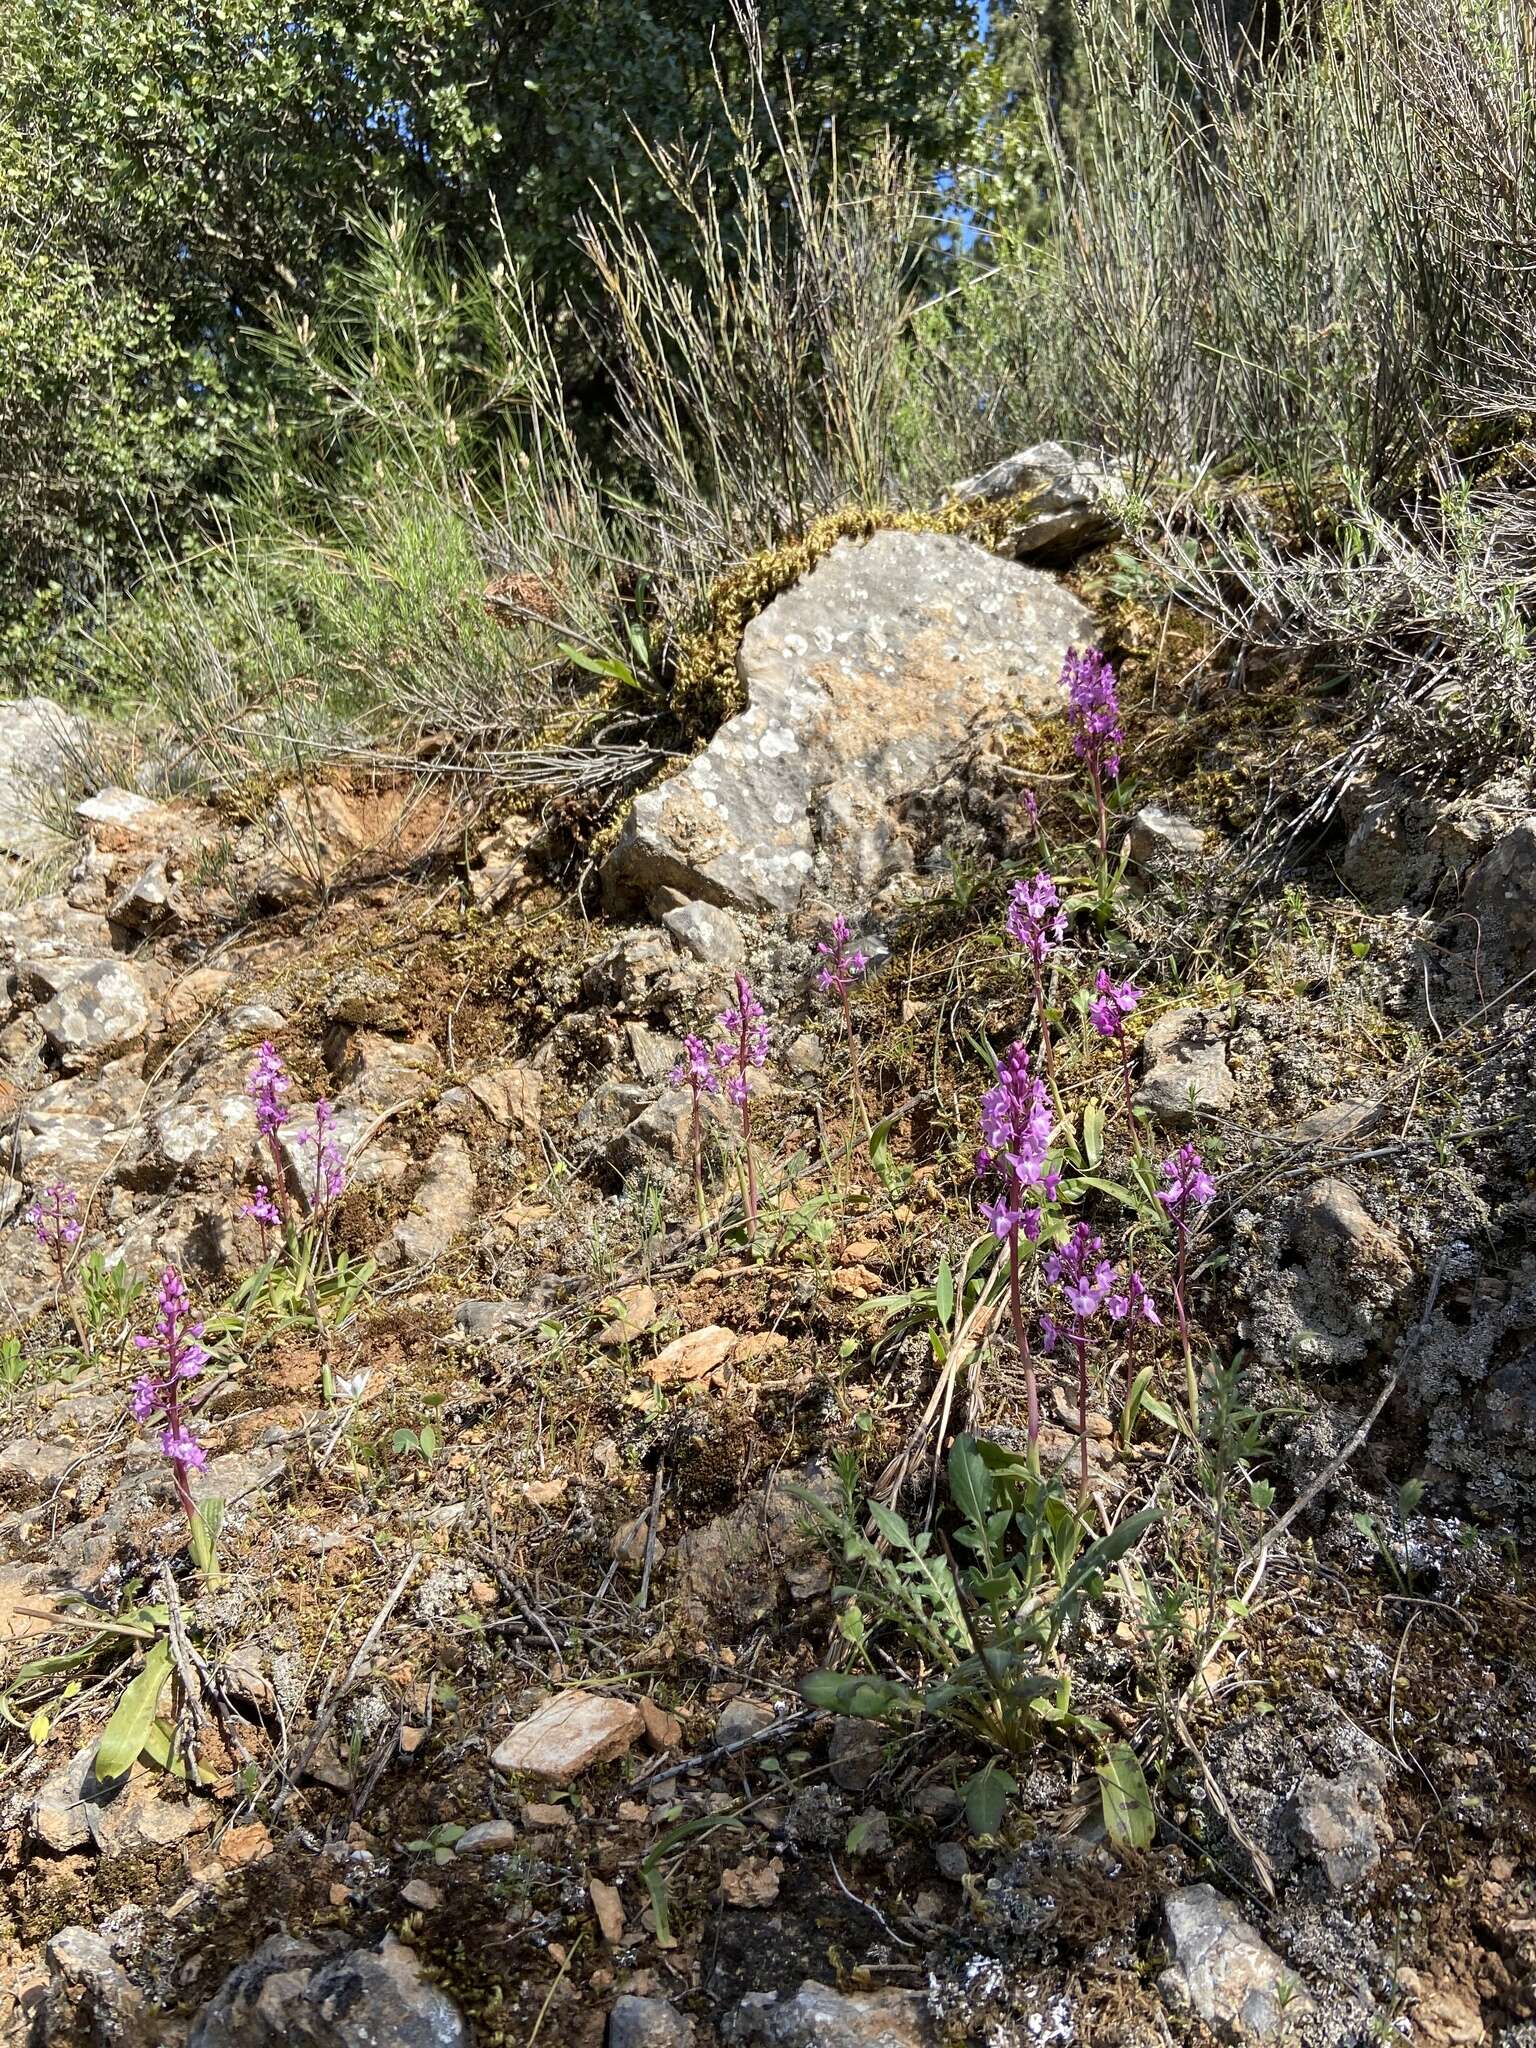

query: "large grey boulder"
left=605, top=532, right=1091, bottom=915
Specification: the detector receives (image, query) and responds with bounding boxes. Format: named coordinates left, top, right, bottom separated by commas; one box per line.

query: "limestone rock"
left=1130, top=804, right=1206, bottom=865
left=75, top=787, right=168, bottom=840
left=675, top=1461, right=840, bottom=1633
left=452, top=1300, right=518, bottom=1342
left=464, top=1063, right=542, bottom=1136
left=1159, top=1884, right=1313, bottom=2040
left=596, top=1284, right=658, bottom=1347
left=1464, top=814, right=1536, bottom=983
left=943, top=442, right=1124, bottom=559
left=723, top=1980, right=934, bottom=2047
left=1279, top=1177, right=1415, bottom=1367
left=109, top=859, right=187, bottom=935
left=32, top=959, right=155, bottom=1063
left=382, top=1134, right=477, bottom=1266
left=188, top=1933, right=467, bottom=2047
left=663, top=900, right=746, bottom=966
left=827, top=1715, right=884, bottom=1793
left=145, top=1091, right=257, bottom=1188
left=331, top=1031, right=442, bottom=1110
left=605, top=532, right=1092, bottom=915
left=43, top=1925, right=152, bottom=2047
left=278, top=1101, right=409, bottom=1201
left=491, top=1691, right=644, bottom=1783
left=88, top=1768, right=212, bottom=1860
left=1288, top=1765, right=1391, bottom=1889
left=31, top=1746, right=101, bottom=1853
left=451, top=1819, right=521, bottom=1856
left=0, top=896, right=119, bottom=966
left=1136, top=1007, right=1236, bottom=1123
left=715, top=1699, right=776, bottom=1748
left=0, top=699, right=92, bottom=860
left=609, top=1994, right=695, bottom=2047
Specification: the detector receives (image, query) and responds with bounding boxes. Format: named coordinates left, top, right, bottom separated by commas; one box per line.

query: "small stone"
left=827, top=1716, right=884, bottom=1793
left=626, top=1022, right=683, bottom=1081
left=381, top=1132, right=477, bottom=1266
left=590, top=1877, right=626, bottom=1942
left=663, top=900, right=746, bottom=966
left=847, top=1811, right=893, bottom=1859
left=785, top=1031, right=824, bottom=1076
left=402, top=1878, right=440, bottom=1909
left=934, top=1841, right=970, bottom=1880
left=188, top=1931, right=467, bottom=2047
left=723, top=1979, right=934, bottom=2046
left=44, top=1925, right=146, bottom=2037
left=218, top=1822, right=273, bottom=1870
left=1136, top=1007, right=1237, bottom=1123
left=1130, top=804, right=1206, bottom=864
left=89, top=1769, right=213, bottom=1859
left=648, top=1325, right=736, bottom=1386
left=110, top=857, right=188, bottom=936
left=522, top=1802, right=572, bottom=1829
left=639, top=1697, right=683, bottom=1751
left=31, top=1746, right=100, bottom=1852
left=715, top=1699, right=776, bottom=1748
left=912, top=1784, right=964, bottom=1825
left=609, top=1994, right=695, bottom=2048
left=75, top=786, right=166, bottom=837
left=454, top=1299, right=518, bottom=1341
left=1159, top=1883, right=1314, bottom=2041
left=1289, top=1767, right=1391, bottom=1890
left=492, top=1692, right=644, bottom=1784
left=597, top=1284, right=658, bottom=1347
left=1464, top=813, right=1536, bottom=982
left=452, top=1819, right=521, bottom=1856
left=943, top=441, right=1123, bottom=558
left=720, top=1856, right=783, bottom=1909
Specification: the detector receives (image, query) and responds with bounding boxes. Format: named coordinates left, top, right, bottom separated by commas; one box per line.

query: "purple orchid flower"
left=716, top=974, right=770, bottom=1232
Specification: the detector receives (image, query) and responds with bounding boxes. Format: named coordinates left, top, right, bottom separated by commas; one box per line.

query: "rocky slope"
left=0, top=506, right=1532, bottom=2046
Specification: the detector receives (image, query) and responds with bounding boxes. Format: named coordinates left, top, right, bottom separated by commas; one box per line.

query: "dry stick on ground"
left=636, top=1456, right=666, bottom=1612
left=629, top=1706, right=819, bottom=1792
left=269, top=1549, right=421, bottom=1820
left=476, top=1472, right=567, bottom=1674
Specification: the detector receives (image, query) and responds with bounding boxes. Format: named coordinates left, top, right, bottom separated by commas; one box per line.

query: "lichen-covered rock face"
left=188, top=1933, right=468, bottom=2047
left=1465, top=814, right=1536, bottom=985
left=1136, top=1006, right=1237, bottom=1123
left=1159, top=1884, right=1313, bottom=2041
left=723, top=1979, right=935, bottom=2047
left=31, top=957, right=157, bottom=1064
left=942, top=441, right=1124, bottom=560
left=604, top=532, right=1092, bottom=915
left=1242, top=1176, right=1415, bottom=1373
